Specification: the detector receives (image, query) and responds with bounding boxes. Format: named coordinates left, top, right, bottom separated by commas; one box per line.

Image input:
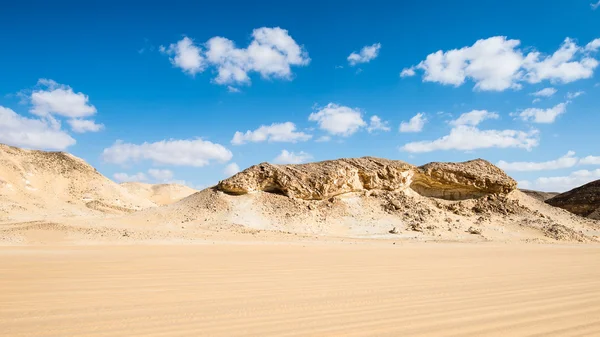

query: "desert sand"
left=2, top=145, right=600, bottom=335
left=2, top=243, right=600, bottom=336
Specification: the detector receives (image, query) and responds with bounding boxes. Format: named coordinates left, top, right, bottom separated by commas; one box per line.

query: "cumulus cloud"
left=224, top=162, right=241, bottom=176
left=580, top=155, right=600, bottom=165
left=231, top=122, right=311, bottom=145
left=0, top=106, right=76, bottom=150
left=273, top=150, right=312, bottom=164
left=161, top=27, right=310, bottom=85
left=308, top=103, right=366, bottom=136
left=518, top=169, right=600, bottom=192
left=30, top=79, right=97, bottom=118
left=102, top=139, right=232, bottom=167
left=400, top=67, right=416, bottom=77
left=399, top=113, right=427, bottom=132
left=347, top=43, right=381, bottom=66
left=148, top=169, right=174, bottom=181
left=402, top=126, right=539, bottom=153
left=113, top=172, right=148, bottom=183
left=401, top=110, right=538, bottom=153
left=449, top=110, right=498, bottom=126
left=497, top=151, right=578, bottom=171
left=67, top=119, right=104, bottom=133
left=160, top=36, right=205, bottom=75
left=367, top=115, right=390, bottom=133
left=531, top=87, right=557, bottom=97
left=402, top=36, right=600, bottom=91
left=514, top=102, right=567, bottom=124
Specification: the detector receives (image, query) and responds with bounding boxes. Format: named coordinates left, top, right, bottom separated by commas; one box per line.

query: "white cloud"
left=586, top=38, right=600, bottom=51
left=580, top=155, right=600, bottom=165
left=148, top=169, right=174, bottom=182
left=162, top=27, right=310, bottom=85
left=531, top=87, right=557, bottom=97
left=347, top=43, right=381, bottom=66
left=566, top=91, right=584, bottom=99
left=67, top=119, right=104, bottom=133
left=515, top=102, right=567, bottom=124
left=273, top=150, right=312, bottom=164
left=523, top=38, right=599, bottom=84
left=160, top=36, right=205, bottom=76
left=367, top=115, right=390, bottom=133
left=30, top=79, right=97, bottom=118
left=591, top=1, right=600, bottom=10
left=401, top=125, right=539, bottom=153
left=400, top=67, right=416, bottom=77
left=497, top=151, right=578, bottom=171
left=231, top=122, right=311, bottom=145
left=308, top=103, right=366, bottom=136
left=532, top=98, right=541, bottom=104
left=102, top=139, right=232, bottom=167
left=399, top=113, right=427, bottom=132
left=315, top=135, right=331, bottom=142
left=227, top=86, right=241, bottom=93
left=519, top=169, right=600, bottom=192
left=113, top=172, right=148, bottom=183
left=224, top=162, right=241, bottom=176
left=449, top=110, right=498, bottom=126
left=0, top=106, right=76, bottom=150
left=403, top=36, right=600, bottom=91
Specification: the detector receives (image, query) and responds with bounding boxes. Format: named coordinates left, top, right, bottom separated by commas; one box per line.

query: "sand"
left=2, top=243, right=600, bottom=336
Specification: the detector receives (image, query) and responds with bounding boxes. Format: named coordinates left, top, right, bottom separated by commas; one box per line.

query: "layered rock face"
left=546, top=180, right=600, bottom=219
left=412, top=160, right=518, bottom=200
left=217, top=157, right=415, bottom=200
left=217, top=157, right=517, bottom=201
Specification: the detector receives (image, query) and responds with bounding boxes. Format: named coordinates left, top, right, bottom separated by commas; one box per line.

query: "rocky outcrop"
left=546, top=180, right=600, bottom=219
left=217, top=157, right=517, bottom=201
left=217, top=157, right=415, bottom=200
left=412, top=159, right=517, bottom=200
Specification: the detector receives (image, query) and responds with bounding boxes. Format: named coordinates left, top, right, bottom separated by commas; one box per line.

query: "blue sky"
left=1, top=0, right=600, bottom=192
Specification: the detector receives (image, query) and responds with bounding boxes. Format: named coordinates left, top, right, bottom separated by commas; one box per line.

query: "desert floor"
left=2, top=243, right=600, bottom=336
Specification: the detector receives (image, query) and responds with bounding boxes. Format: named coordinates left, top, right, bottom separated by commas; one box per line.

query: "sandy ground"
left=2, top=243, right=600, bottom=336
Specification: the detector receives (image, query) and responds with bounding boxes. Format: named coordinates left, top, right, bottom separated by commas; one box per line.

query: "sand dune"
left=120, top=182, right=197, bottom=206
left=2, top=243, right=600, bottom=336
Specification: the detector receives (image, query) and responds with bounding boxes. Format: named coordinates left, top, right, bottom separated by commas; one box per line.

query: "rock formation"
left=217, top=157, right=415, bottom=200
left=546, top=180, right=600, bottom=220
left=217, top=157, right=517, bottom=201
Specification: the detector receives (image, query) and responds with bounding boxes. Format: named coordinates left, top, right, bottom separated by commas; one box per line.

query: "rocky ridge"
left=546, top=180, right=600, bottom=220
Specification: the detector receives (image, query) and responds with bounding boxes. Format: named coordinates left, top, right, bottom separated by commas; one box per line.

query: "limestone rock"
left=217, top=157, right=415, bottom=200
left=217, top=157, right=517, bottom=201
left=546, top=180, right=600, bottom=219
left=412, top=159, right=517, bottom=200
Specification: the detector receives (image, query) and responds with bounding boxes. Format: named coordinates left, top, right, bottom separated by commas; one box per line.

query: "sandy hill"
left=519, top=189, right=559, bottom=201
left=124, top=157, right=598, bottom=243
left=0, top=144, right=155, bottom=221
left=546, top=180, right=600, bottom=220
left=120, top=182, right=197, bottom=206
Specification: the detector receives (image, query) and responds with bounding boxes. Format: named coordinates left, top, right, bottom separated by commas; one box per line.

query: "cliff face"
left=546, top=180, right=600, bottom=219
left=217, top=157, right=517, bottom=201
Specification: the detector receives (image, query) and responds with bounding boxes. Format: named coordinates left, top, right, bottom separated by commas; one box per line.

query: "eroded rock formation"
left=546, top=180, right=600, bottom=219
left=217, top=157, right=517, bottom=201
left=217, top=157, right=415, bottom=200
